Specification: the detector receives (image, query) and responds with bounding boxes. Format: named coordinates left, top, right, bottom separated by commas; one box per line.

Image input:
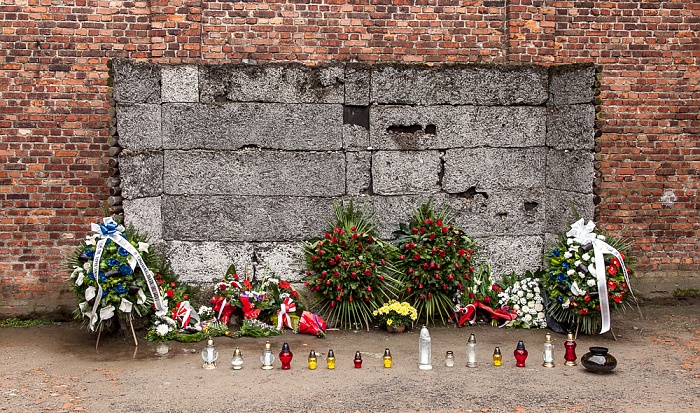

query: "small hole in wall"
left=387, top=124, right=422, bottom=134
left=214, top=95, right=228, bottom=102
left=524, top=202, right=538, bottom=212
left=497, top=212, right=507, bottom=221
left=425, top=124, right=436, bottom=135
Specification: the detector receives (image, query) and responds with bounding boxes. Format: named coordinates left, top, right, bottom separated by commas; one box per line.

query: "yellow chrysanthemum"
left=386, top=318, right=393, bottom=326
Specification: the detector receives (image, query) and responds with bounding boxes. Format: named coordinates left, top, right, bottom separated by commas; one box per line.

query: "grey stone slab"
left=162, top=103, right=344, bottom=150
left=161, top=65, right=199, bottom=103
left=370, top=64, right=548, bottom=105
left=447, top=189, right=546, bottom=237
left=549, top=65, right=596, bottom=106
left=254, top=242, right=304, bottom=282
left=119, top=151, right=163, bottom=199
left=343, top=124, right=370, bottom=150
left=368, top=194, right=449, bottom=239
left=162, top=196, right=336, bottom=242
left=372, top=151, right=442, bottom=195
left=370, top=105, right=545, bottom=150
left=165, top=241, right=255, bottom=284
left=163, top=149, right=345, bottom=196
left=199, top=64, right=345, bottom=104
left=116, top=104, right=162, bottom=151
left=346, top=151, right=372, bottom=195
left=546, top=104, right=595, bottom=150
left=544, top=189, right=595, bottom=233
left=345, top=64, right=371, bottom=106
left=479, top=235, right=544, bottom=277
left=442, top=148, right=545, bottom=192
left=545, top=149, right=594, bottom=194
left=123, top=196, right=163, bottom=244
left=111, top=59, right=160, bottom=104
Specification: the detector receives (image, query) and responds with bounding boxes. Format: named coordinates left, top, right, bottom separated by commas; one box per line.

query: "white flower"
left=526, top=292, right=534, bottom=299
left=84, top=234, right=97, bottom=246
left=83, top=262, right=91, bottom=271
left=567, top=238, right=574, bottom=245
left=588, top=264, right=597, bottom=277
left=578, top=271, right=586, bottom=278
left=587, top=279, right=596, bottom=287
left=529, top=308, right=537, bottom=315
left=128, top=255, right=137, bottom=270
left=521, top=305, right=530, bottom=313
left=198, top=305, right=212, bottom=315
left=519, top=297, right=527, bottom=305
left=75, top=272, right=84, bottom=286
left=163, top=316, right=177, bottom=326
left=562, top=299, right=571, bottom=309
left=99, top=305, right=115, bottom=321
left=136, top=288, right=147, bottom=305
left=137, top=242, right=150, bottom=252
left=155, top=309, right=168, bottom=318
left=569, top=245, right=579, bottom=252
left=119, top=298, right=133, bottom=313
left=156, top=324, right=171, bottom=337
left=597, top=234, right=606, bottom=241
left=535, top=303, right=544, bottom=312
left=78, top=301, right=90, bottom=315
left=567, top=269, right=575, bottom=276
left=534, top=286, right=540, bottom=294
left=582, top=253, right=591, bottom=261
left=85, top=286, right=96, bottom=302
left=517, top=290, right=524, bottom=297
left=527, top=301, right=535, bottom=308
left=513, top=304, right=520, bottom=310
left=564, top=251, right=572, bottom=259
left=524, top=314, right=533, bottom=322
left=537, top=312, right=546, bottom=320
left=570, top=281, right=585, bottom=296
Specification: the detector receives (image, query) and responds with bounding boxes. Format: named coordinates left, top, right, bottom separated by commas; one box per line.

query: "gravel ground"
left=1, top=300, right=699, bottom=413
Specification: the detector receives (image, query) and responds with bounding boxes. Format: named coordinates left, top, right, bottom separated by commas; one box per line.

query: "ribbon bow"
left=239, top=295, right=261, bottom=320
left=211, top=296, right=235, bottom=324
left=566, top=219, right=639, bottom=334
left=86, top=218, right=165, bottom=331
left=276, top=296, right=297, bottom=330
left=173, top=301, right=200, bottom=329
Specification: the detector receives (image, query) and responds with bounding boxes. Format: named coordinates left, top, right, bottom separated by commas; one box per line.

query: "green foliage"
left=233, top=319, right=283, bottom=338
left=0, top=318, right=59, bottom=328
left=393, top=200, right=478, bottom=324
left=302, top=199, right=399, bottom=330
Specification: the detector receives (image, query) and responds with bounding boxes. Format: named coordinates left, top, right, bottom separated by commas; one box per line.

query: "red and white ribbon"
left=173, top=301, right=200, bottom=328
left=276, top=296, right=297, bottom=330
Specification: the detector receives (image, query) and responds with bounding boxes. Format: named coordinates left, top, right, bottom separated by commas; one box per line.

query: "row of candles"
left=201, top=326, right=580, bottom=370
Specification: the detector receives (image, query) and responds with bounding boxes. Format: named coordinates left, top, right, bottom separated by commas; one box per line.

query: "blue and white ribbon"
left=566, top=218, right=638, bottom=334
left=88, top=217, right=164, bottom=330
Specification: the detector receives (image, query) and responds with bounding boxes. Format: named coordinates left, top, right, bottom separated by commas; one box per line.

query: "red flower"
left=350, top=272, right=357, bottom=279
left=351, top=233, right=359, bottom=240
left=364, top=269, right=371, bottom=276
left=292, top=291, right=298, bottom=298
left=170, top=281, right=176, bottom=287
left=469, top=293, right=475, bottom=299
left=607, top=280, right=617, bottom=290
left=366, top=286, right=372, bottom=292
left=458, top=249, right=466, bottom=256
left=607, top=265, right=617, bottom=276
left=437, top=220, right=443, bottom=226
left=399, top=255, right=405, bottom=260
left=442, top=227, right=448, bottom=234
left=304, top=281, right=309, bottom=287
left=279, top=281, right=291, bottom=290
left=379, top=275, right=385, bottom=281
left=321, top=271, right=327, bottom=277
left=407, top=287, right=412, bottom=293
left=318, top=249, right=324, bottom=255
left=312, top=255, right=318, bottom=261
left=612, top=257, right=620, bottom=268
left=424, top=219, right=433, bottom=225
left=612, top=295, right=623, bottom=303
left=420, top=295, right=425, bottom=300
left=381, top=259, right=386, bottom=265
left=325, top=232, right=331, bottom=239
left=412, top=228, right=418, bottom=234
left=408, top=268, right=414, bottom=275
left=427, top=293, right=432, bottom=299
left=434, top=273, right=440, bottom=279
left=351, top=226, right=356, bottom=231
left=579, top=308, right=588, bottom=315
left=218, top=283, right=225, bottom=290
left=418, top=284, right=424, bottom=289
left=413, top=253, right=421, bottom=260
left=584, top=295, right=591, bottom=302
left=183, top=295, right=188, bottom=300
left=156, top=273, right=161, bottom=280
left=448, top=274, right=454, bottom=281
left=315, top=285, right=321, bottom=291
left=483, top=296, right=491, bottom=303
left=447, top=241, right=452, bottom=247
left=348, top=296, right=353, bottom=302
left=233, top=273, right=239, bottom=280
left=326, top=280, right=331, bottom=285
left=419, top=228, right=425, bottom=234
left=166, top=289, right=174, bottom=298
left=334, top=272, right=339, bottom=278
left=244, top=279, right=252, bottom=290
left=330, top=301, right=335, bottom=307
left=442, top=283, right=447, bottom=290
left=429, top=233, right=436, bottom=241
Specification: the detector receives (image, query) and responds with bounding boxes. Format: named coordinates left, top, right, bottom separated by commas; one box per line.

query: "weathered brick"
left=372, top=150, right=442, bottom=195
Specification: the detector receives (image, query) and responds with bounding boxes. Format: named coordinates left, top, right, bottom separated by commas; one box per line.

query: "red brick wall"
left=1, top=0, right=698, bottom=316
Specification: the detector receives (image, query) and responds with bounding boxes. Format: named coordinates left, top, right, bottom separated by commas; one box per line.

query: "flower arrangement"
left=496, top=272, right=547, bottom=329
left=541, top=218, right=637, bottom=335
left=302, top=199, right=399, bottom=330
left=373, top=300, right=418, bottom=330
left=68, top=218, right=174, bottom=335
left=233, top=318, right=283, bottom=338
left=393, top=200, right=478, bottom=324
left=454, top=264, right=516, bottom=327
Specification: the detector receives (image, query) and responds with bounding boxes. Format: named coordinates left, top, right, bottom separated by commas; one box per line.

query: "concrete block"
left=443, top=148, right=545, bottom=192
left=372, top=151, right=442, bottom=195
left=370, top=64, right=548, bottom=105
left=546, top=104, right=595, bottom=150
left=162, top=196, right=336, bottom=242
left=544, top=189, right=595, bottom=233
left=369, top=194, right=449, bottom=239
left=549, top=65, right=595, bottom=106
left=345, top=64, right=370, bottom=106
left=111, top=59, right=160, bottom=104
left=343, top=124, right=370, bottom=150
left=479, top=235, right=544, bottom=277
left=346, top=151, right=372, bottom=195
left=448, top=189, right=546, bottom=237
left=199, top=63, right=344, bottom=104
left=116, top=104, right=162, bottom=151
left=165, top=241, right=255, bottom=284
left=254, top=242, right=304, bottom=282
left=475, top=106, right=546, bottom=147
left=545, top=149, right=594, bottom=194
left=163, top=149, right=345, bottom=196
left=123, top=196, right=163, bottom=244
left=162, top=103, right=344, bottom=150
left=161, top=65, right=199, bottom=103
left=119, top=151, right=163, bottom=199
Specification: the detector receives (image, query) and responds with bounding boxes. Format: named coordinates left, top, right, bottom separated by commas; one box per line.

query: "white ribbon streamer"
left=88, top=217, right=164, bottom=330
left=566, top=219, right=638, bottom=334
left=276, top=297, right=297, bottom=330
left=174, top=301, right=200, bottom=328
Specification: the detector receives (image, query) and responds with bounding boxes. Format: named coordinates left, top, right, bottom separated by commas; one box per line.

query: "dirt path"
left=1, top=302, right=699, bottom=413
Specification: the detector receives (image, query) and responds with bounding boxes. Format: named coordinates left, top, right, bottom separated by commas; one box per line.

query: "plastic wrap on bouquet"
left=454, top=301, right=517, bottom=327
left=298, top=311, right=327, bottom=338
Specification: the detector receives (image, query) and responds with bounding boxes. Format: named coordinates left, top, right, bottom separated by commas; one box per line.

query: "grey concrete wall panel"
left=162, top=196, right=335, bottom=241
left=476, top=106, right=546, bottom=147
left=116, top=104, right=162, bottom=151
left=119, top=151, right=164, bottom=199
left=370, top=106, right=477, bottom=150
left=161, top=65, right=199, bottom=103
left=346, top=151, right=372, bottom=195
left=111, top=59, right=161, bottom=104
left=254, top=242, right=304, bottom=281
left=448, top=189, right=546, bottom=237
left=545, top=149, right=594, bottom=194
left=199, top=64, right=345, bottom=104
left=164, top=149, right=345, bottom=196
left=549, top=65, right=596, bottom=106
left=546, top=104, right=595, bottom=150
left=162, top=103, right=344, bottom=150
left=123, top=196, right=163, bottom=244
left=343, top=124, right=370, bottom=151
left=165, top=241, right=255, bottom=284
left=544, top=189, right=595, bottom=233
left=372, top=151, right=442, bottom=195
left=480, top=235, right=544, bottom=277
left=345, top=64, right=371, bottom=106
left=442, top=148, right=545, bottom=192
left=370, top=65, right=548, bottom=105
left=369, top=194, right=449, bottom=239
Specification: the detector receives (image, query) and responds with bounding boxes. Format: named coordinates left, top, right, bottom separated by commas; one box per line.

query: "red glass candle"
left=279, top=342, right=293, bottom=370
left=514, top=340, right=528, bottom=367
left=564, top=332, right=577, bottom=366
left=354, top=351, right=362, bottom=368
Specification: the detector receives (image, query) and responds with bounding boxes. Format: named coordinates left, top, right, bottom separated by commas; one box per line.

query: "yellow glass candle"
left=493, top=346, right=502, bottom=367
left=308, top=350, right=317, bottom=370
left=326, top=349, right=336, bottom=369
left=383, top=348, right=392, bottom=368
